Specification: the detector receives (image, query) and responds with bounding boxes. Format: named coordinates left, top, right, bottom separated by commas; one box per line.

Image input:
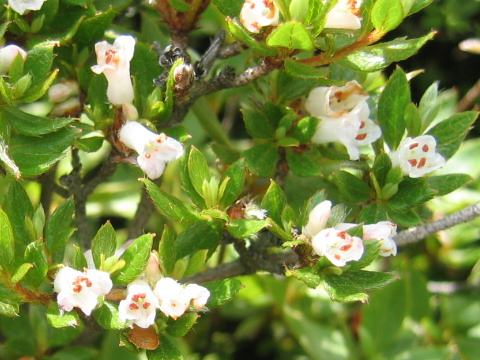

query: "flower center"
left=129, top=293, right=150, bottom=310
left=72, top=276, right=92, bottom=293
left=105, top=49, right=120, bottom=66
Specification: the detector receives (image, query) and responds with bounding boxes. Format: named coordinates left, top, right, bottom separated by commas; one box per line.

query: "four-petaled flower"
left=312, top=228, right=364, bottom=267
left=305, top=81, right=381, bottom=161
left=54, top=267, right=113, bottom=316
left=363, top=221, right=397, bottom=257
left=324, top=0, right=363, bottom=30
left=389, top=135, right=446, bottom=178
left=0, top=45, right=27, bottom=75
left=119, top=280, right=160, bottom=328
left=240, top=0, right=279, bottom=33
left=8, top=0, right=46, bottom=15
left=91, top=35, right=135, bottom=105
left=118, top=121, right=184, bottom=180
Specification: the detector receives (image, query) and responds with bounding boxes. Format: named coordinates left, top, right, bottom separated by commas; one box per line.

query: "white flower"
left=48, top=81, right=79, bottom=103
left=389, top=135, right=446, bottom=178
left=324, top=0, right=363, bottom=30
left=118, top=121, right=184, bottom=179
left=305, top=81, right=381, bottom=160
left=363, top=221, right=397, bottom=257
left=8, top=0, right=46, bottom=15
left=145, top=252, right=162, bottom=286
left=459, top=38, right=480, bottom=55
left=302, top=200, right=332, bottom=239
left=0, top=45, right=27, bottom=75
left=119, top=280, right=159, bottom=328
left=312, top=228, right=364, bottom=267
left=240, top=0, right=279, bottom=33
left=244, top=202, right=267, bottom=220
left=154, top=278, right=191, bottom=319
left=54, top=267, right=113, bottom=316
left=91, top=35, right=135, bottom=106
left=183, top=284, right=210, bottom=309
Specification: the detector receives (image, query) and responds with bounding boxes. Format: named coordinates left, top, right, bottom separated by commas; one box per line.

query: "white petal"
left=302, top=200, right=332, bottom=238
left=184, top=284, right=210, bottom=309
left=8, top=0, right=46, bottom=15
left=312, top=228, right=364, bottom=267
left=0, top=45, right=27, bottom=75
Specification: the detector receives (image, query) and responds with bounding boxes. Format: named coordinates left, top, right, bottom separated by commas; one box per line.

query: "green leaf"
left=75, top=136, right=104, bottom=153
left=146, top=335, right=183, bottom=360
left=46, top=303, right=81, bottom=328
left=166, top=313, right=198, bottom=337
left=284, top=59, right=335, bottom=82
left=408, top=0, right=433, bottom=15
left=0, top=209, right=15, bottom=273
left=21, top=69, right=59, bottom=103
left=175, top=220, right=223, bottom=259
left=203, top=278, right=243, bottom=307
left=244, top=143, right=279, bottom=178
left=340, top=32, right=435, bottom=72
left=94, top=301, right=127, bottom=330
left=73, top=8, right=116, bottom=47
left=305, top=0, right=337, bottom=37
left=336, top=171, right=373, bottom=203
left=427, top=111, right=478, bottom=159
left=188, top=146, right=211, bottom=198
left=10, top=126, right=80, bottom=177
left=404, top=102, right=422, bottom=137
left=180, top=146, right=206, bottom=208
left=11, top=263, right=32, bottom=284
left=419, top=82, right=441, bottom=132
left=50, top=347, right=97, bottom=360
left=378, top=67, right=410, bottom=150
left=159, top=226, right=176, bottom=276
left=213, top=0, right=243, bottom=16
left=72, top=244, right=88, bottom=271
left=357, top=202, right=388, bottom=224
left=3, top=181, right=34, bottom=249
left=1, top=105, right=74, bottom=136
left=426, top=174, right=472, bottom=196
left=286, top=148, right=322, bottom=177
left=92, top=221, right=117, bottom=269
left=371, top=0, right=403, bottom=33
left=184, top=250, right=208, bottom=276
left=142, top=178, right=201, bottom=222
left=62, top=0, right=90, bottom=5
left=372, top=153, right=392, bottom=188
left=266, top=22, right=314, bottom=51
left=0, top=302, right=19, bottom=317
left=386, top=206, right=421, bottom=227
left=226, top=219, right=269, bottom=239
left=388, top=177, right=435, bottom=209
left=24, top=240, right=48, bottom=287
left=261, top=180, right=287, bottom=225
left=347, top=239, right=382, bottom=270
left=168, top=0, right=191, bottom=11
left=45, top=197, right=75, bottom=254
left=323, top=270, right=398, bottom=302
left=242, top=108, right=275, bottom=139
left=286, top=266, right=322, bottom=288
left=226, top=19, right=278, bottom=56
left=291, top=117, right=319, bottom=143
left=24, top=43, right=54, bottom=87
left=220, top=159, right=245, bottom=208
left=113, top=234, right=153, bottom=285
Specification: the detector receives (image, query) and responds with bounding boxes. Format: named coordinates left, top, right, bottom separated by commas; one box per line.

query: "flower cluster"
left=118, top=121, right=184, bottom=180
left=240, top=0, right=279, bottom=33
left=302, top=200, right=397, bottom=266
left=305, top=81, right=382, bottom=161
left=0, top=45, right=27, bottom=75
left=91, top=35, right=135, bottom=106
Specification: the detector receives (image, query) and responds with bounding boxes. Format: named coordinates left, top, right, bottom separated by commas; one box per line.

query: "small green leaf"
left=244, top=143, right=279, bottom=178
left=159, top=226, right=176, bottom=276
left=92, top=221, right=117, bottom=269
left=166, top=313, right=198, bottom=337
left=226, top=219, right=269, bottom=239
left=203, top=278, right=243, bottom=307
left=45, top=197, right=75, bottom=254
left=220, top=159, right=245, bottom=209
left=291, top=117, right=319, bottom=143
left=184, top=250, right=208, bottom=277
left=142, top=178, right=201, bottom=222
left=146, top=335, right=183, bottom=360
left=371, top=0, right=403, bottom=33
left=404, top=102, right=422, bottom=137
left=24, top=240, right=48, bottom=287
left=0, top=209, right=15, bottom=273
left=378, top=67, right=410, bottom=150
left=94, top=301, right=127, bottom=330
left=284, top=59, right=334, bottom=82
left=266, top=22, right=314, bottom=51
left=72, top=244, right=88, bottom=271
left=261, top=180, right=287, bottom=225
left=46, top=303, right=81, bottom=328
left=226, top=19, right=278, bottom=56
left=347, top=239, right=382, bottom=270
left=388, top=177, right=435, bottom=210
left=73, top=8, right=116, bottom=47
left=175, top=220, right=223, bottom=259
left=336, top=171, right=373, bottom=204
left=24, top=43, right=54, bottom=87
left=3, top=181, right=34, bottom=249
left=286, top=148, right=322, bottom=177
left=213, top=0, right=243, bottom=16
left=188, top=146, right=211, bottom=198
left=286, top=267, right=322, bottom=288
left=426, top=174, right=472, bottom=196
left=419, top=82, right=441, bottom=132
left=242, top=108, right=275, bottom=139
left=113, top=234, right=153, bottom=285
left=357, top=202, right=388, bottom=224
left=427, top=111, right=478, bottom=159
left=180, top=146, right=206, bottom=208
left=0, top=301, right=19, bottom=317
left=11, top=263, right=33, bottom=284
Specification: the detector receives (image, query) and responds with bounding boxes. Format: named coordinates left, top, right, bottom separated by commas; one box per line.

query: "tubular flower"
left=0, top=45, right=27, bottom=75
left=8, top=0, right=46, bottom=15
left=312, top=228, right=364, bottom=267
left=363, top=221, right=397, bottom=257
left=305, top=81, right=381, bottom=161
left=118, top=121, right=184, bottom=180
left=240, top=0, right=279, bottom=33
left=119, top=280, right=160, bottom=328
left=154, top=278, right=191, bottom=319
left=324, top=0, right=363, bottom=30
left=302, top=200, right=332, bottom=239
left=389, top=135, right=446, bottom=178
left=91, top=35, right=135, bottom=105
left=54, top=267, right=113, bottom=316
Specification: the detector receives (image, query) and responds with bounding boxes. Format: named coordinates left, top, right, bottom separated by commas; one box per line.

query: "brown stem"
left=457, top=78, right=480, bottom=112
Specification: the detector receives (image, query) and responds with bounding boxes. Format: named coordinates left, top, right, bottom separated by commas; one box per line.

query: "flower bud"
left=48, top=80, right=79, bottom=103
left=0, top=45, right=27, bottom=75
left=49, top=97, right=81, bottom=116
left=302, top=200, right=332, bottom=239
left=122, top=102, right=139, bottom=121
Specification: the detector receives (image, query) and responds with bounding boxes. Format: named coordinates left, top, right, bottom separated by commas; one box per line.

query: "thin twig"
left=394, top=202, right=480, bottom=246
left=218, top=42, right=246, bottom=59
left=127, top=187, right=156, bottom=239
left=457, top=78, right=480, bottom=112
